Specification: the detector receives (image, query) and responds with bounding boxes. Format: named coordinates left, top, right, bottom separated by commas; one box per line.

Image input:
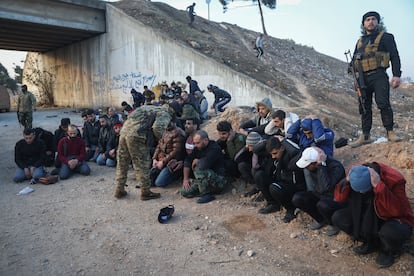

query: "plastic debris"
left=17, top=186, right=34, bottom=195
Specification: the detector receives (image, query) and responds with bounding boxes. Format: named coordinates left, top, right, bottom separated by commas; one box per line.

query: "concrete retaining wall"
left=24, top=4, right=296, bottom=109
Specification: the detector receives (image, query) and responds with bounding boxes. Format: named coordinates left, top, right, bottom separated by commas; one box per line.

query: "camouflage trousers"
left=115, top=135, right=151, bottom=192
left=18, top=112, right=33, bottom=129
left=191, top=168, right=227, bottom=195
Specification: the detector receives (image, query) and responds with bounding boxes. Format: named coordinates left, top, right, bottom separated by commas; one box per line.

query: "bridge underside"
left=0, top=0, right=106, bottom=52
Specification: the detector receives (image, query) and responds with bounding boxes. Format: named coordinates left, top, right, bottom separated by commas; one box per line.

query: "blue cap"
left=349, top=166, right=372, bottom=193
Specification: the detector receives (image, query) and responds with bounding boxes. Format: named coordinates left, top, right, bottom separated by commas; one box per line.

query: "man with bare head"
left=180, top=130, right=226, bottom=204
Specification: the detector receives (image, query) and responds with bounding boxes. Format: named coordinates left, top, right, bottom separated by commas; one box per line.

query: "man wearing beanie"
left=242, top=131, right=269, bottom=198
left=349, top=11, right=402, bottom=147
left=332, top=163, right=414, bottom=268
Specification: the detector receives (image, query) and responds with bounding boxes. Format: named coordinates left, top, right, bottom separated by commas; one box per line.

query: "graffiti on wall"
left=92, top=71, right=106, bottom=94
left=110, top=72, right=157, bottom=93
left=91, top=71, right=157, bottom=94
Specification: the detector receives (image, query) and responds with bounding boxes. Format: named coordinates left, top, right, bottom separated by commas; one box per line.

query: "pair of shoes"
left=258, top=203, right=280, bottom=214
left=282, top=210, right=296, bottom=223
left=244, top=187, right=259, bottom=197
left=114, top=190, right=127, bottom=199
left=197, top=194, right=215, bottom=204
left=376, top=251, right=395, bottom=268
left=141, top=190, right=161, bottom=201
left=353, top=243, right=377, bottom=255
left=309, top=221, right=326, bottom=230
left=326, top=225, right=340, bottom=236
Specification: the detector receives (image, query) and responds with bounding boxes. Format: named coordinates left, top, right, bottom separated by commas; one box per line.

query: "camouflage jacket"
left=120, top=105, right=172, bottom=140
left=17, top=91, right=37, bottom=112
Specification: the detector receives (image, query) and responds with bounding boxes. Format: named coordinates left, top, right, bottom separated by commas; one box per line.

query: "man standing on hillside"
left=17, top=84, right=37, bottom=129
left=349, top=11, right=402, bottom=147
left=255, top=34, right=264, bottom=58
left=186, top=2, right=196, bottom=25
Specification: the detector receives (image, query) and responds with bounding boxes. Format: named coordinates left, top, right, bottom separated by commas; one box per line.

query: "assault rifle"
left=344, top=50, right=366, bottom=115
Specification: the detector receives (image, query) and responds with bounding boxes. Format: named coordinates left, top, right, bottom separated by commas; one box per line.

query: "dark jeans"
left=255, top=170, right=304, bottom=211
left=361, top=70, right=394, bottom=134
left=332, top=208, right=413, bottom=252
left=292, top=191, right=324, bottom=223
left=224, top=159, right=240, bottom=178
left=254, top=170, right=275, bottom=204
left=269, top=181, right=302, bottom=212
left=317, top=198, right=346, bottom=225
left=214, top=98, right=231, bottom=113
left=238, top=161, right=253, bottom=183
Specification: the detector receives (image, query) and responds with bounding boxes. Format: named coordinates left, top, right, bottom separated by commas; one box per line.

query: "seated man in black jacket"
left=180, top=130, right=227, bottom=204
left=14, top=128, right=46, bottom=183
left=254, top=137, right=306, bottom=223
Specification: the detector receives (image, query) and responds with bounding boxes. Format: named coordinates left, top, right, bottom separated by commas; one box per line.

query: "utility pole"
left=206, top=0, right=211, bottom=20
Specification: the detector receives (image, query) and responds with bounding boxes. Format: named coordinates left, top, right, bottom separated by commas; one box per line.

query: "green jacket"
left=226, top=133, right=246, bottom=160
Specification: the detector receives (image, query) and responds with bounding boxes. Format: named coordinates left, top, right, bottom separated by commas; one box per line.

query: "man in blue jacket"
left=286, top=115, right=334, bottom=157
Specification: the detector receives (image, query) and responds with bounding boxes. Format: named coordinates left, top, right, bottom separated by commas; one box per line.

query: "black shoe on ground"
left=353, top=243, right=376, bottom=255
left=376, top=251, right=395, bottom=268
left=258, top=203, right=280, bottom=214
left=141, top=190, right=161, bottom=201
left=326, top=225, right=340, bottom=236
left=282, top=210, right=296, bottom=223
left=244, top=188, right=259, bottom=197
left=197, top=194, right=216, bottom=204
left=309, top=220, right=326, bottom=230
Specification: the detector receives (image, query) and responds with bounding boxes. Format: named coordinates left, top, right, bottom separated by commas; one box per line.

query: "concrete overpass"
left=6, top=0, right=292, bottom=110
left=0, top=0, right=106, bottom=52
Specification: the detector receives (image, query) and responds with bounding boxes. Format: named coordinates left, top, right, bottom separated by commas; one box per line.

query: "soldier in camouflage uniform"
left=114, top=105, right=172, bottom=200
left=17, top=85, right=37, bottom=128
left=181, top=130, right=227, bottom=204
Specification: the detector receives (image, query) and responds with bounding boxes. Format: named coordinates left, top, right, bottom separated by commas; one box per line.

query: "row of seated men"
left=14, top=107, right=124, bottom=182
left=14, top=98, right=413, bottom=268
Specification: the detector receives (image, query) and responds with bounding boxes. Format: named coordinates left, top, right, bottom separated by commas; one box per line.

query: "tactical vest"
left=355, top=32, right=390, bottom=72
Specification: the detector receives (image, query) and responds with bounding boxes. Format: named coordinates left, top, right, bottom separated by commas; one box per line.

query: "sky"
left=153, top=0, right=414, bottom=80
left=1, top=0, right=413, bottom=80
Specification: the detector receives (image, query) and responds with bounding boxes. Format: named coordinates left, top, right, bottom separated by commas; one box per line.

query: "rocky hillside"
left=112, top=0, right=414, bottom=142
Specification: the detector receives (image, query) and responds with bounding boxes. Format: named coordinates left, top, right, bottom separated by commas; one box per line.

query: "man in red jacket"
left=332, top=162, right=414, bottom=268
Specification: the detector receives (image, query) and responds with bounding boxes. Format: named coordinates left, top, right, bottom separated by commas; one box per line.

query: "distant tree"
left=14, top=65, right=23, bottom=84
left=0, top=62, right=18, bottom=91
left=219, top=0, right=276, bottom=35
left=24, top=54, right=56, bottom=105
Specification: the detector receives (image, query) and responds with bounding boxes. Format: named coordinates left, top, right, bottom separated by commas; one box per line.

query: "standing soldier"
left=114, top=105, right=173, bottom=200
left=17, top=84, right=37, bottom=128
left=349, top=11, right=402, bottom=147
